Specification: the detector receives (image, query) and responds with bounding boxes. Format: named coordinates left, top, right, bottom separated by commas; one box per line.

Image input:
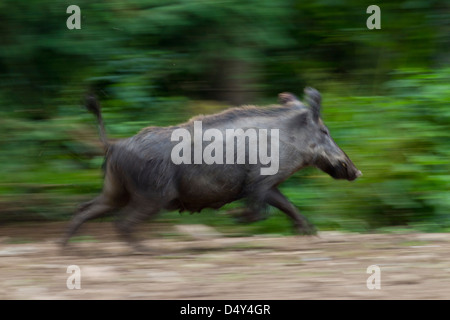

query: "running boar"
left=61, top=88, right=361, bottom=250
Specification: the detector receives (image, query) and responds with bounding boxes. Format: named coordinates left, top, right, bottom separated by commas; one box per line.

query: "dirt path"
left=0, top=222, right=449, bottom=299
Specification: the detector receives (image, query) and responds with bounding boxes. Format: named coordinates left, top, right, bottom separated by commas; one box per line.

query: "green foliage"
left=0, top=1, right=448, bottom=232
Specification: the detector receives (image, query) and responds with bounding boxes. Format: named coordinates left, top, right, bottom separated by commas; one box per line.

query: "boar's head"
left=282, top=88, right=362, bottom=181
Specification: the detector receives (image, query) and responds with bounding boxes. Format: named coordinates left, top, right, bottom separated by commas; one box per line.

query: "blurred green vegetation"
left=0, top=0, right=449, bottom=233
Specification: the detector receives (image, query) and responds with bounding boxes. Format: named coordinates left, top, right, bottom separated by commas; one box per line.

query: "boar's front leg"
left=265, top=187, right=317, bottom=235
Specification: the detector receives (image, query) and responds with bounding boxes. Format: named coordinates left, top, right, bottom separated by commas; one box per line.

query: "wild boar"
left=61, top=88, right=361, bottom=250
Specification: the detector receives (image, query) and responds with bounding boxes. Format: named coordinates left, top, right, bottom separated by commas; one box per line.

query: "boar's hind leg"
left=60, top=194, right=119, bottom=246
left=115, top=200, right=162, bottom=252
left=61, top=171, right=128, bottom=247
left=266, top=187, right=317, bottom=235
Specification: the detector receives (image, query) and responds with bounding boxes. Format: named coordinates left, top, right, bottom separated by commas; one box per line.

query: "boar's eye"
left=342, top=162, right=347, bottom=168
left=320, top=129, right=328, bottom=135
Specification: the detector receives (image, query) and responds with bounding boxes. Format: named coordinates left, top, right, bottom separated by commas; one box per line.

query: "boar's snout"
left=348, top=167, right=362, bottom=181
left=315, top=151, right=362, bottom=182
left=334, top=157, right=362, bottom=181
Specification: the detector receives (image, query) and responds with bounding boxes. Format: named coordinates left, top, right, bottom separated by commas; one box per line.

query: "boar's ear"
left=304, top=87, right=321, bottom=122
left=278, top=92, right=299, bottom=105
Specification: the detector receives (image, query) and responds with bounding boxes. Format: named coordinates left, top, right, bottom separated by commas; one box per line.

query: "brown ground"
left=0, top=222, right=449, bottom=299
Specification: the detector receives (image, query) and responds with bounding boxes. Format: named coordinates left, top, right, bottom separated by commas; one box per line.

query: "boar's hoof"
left=295, top=224, right=317, bottom=236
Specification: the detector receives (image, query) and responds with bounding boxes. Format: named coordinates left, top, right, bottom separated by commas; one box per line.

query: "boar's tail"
left=85, top=94, right=110, bottom=151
